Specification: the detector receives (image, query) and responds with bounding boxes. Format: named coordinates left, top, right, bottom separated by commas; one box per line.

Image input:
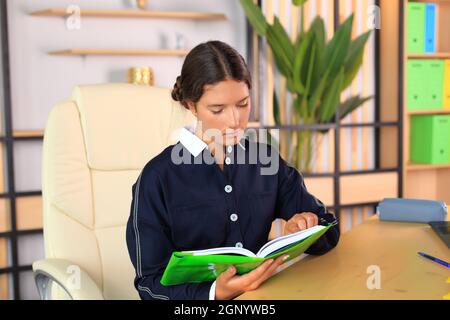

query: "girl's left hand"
left=283, top=212, right=319, bottom=236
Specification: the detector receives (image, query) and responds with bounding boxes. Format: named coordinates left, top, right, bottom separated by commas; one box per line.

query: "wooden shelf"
left=407, top=162, right=450, bottom=171
left=13, top=130, right=44, bottom=138
left=30, top=8, right=227, bottom=20
left=407, top=52, right=450, bottom=59
left=49, top=48, right=189, bottom=56
left=407, top=109, right=450, bottom=115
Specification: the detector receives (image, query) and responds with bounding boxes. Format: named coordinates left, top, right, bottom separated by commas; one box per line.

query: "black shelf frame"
left=0, top=0, right=402, bottom=300
left=1, top=0, right=21, bottom=300
left=0, top=1, right=47, bottom=300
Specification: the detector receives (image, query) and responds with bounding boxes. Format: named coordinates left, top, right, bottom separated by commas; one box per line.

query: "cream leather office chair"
left=32, top=83, right=195, bottom=300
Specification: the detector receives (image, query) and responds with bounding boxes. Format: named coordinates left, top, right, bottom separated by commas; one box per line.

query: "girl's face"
left=187, top=79, right=251, bottom=146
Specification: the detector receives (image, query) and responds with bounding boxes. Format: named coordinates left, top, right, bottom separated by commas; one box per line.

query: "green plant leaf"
left=309, top=17, right=326, bottom=87
left=342, top=30, right=372, bottom=90
left=319, top=68, right=344, bottom=123
left=273, top=91, right=281, bottom=125
left=272, top=16, right=295, bottom=62
left=304, top=41, right=316, bottom=94
left=324, top=14, right=353, bottom=79
left=292, top=32, right=310, bottom=94
left=292, top=0, right=309, bottom=6
left=309, top=17, right=326, bottom=54
left=293, top=95, right=302, bottom=115
left=308, top=68, right=330, bottom=116
left=267, top=28, right=292, bottom=77
left=239, top=0, right=268, bottom=37
left=266, top=17, right=295, bottom=78
left=337, top=95, right=373, bottom=120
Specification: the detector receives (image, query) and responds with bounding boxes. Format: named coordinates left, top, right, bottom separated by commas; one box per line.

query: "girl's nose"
left=227, top=106, right=240, bottom=128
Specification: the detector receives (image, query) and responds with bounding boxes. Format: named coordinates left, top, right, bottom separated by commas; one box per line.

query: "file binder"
left=407, top=2, right=426, bottom=53
left=424, top=60, right=445, bottom=109
left=410, top=115, right=450, bottom=164
left=407, top=60, right=427, bottom=110
left=425, top=3, right=437, bottom=53
left=444, top=60, right=450, bottom=110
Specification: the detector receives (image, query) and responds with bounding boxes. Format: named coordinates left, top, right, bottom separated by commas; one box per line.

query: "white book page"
left=184, top=247, right=257, bottom=258
left=256, top=225, right=326, bottom=257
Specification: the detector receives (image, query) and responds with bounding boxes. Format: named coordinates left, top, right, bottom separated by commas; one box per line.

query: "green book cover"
left=161, top=224, right=332, bottom=286
left=407, top=2, right=426, bottom=53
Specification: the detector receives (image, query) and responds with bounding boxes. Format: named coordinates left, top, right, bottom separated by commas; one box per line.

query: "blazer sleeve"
left=274, top=155, right=340, bottom=256
left=125, top=166, right=214, bottom=300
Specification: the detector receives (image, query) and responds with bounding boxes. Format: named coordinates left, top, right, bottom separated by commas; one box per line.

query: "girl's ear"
left=187, top=101, right=197, bottom=117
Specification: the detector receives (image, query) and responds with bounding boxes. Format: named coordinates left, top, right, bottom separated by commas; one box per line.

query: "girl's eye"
left=238, top=102, right=248, bottom=108
left=212, top=109, right=223, bottom=115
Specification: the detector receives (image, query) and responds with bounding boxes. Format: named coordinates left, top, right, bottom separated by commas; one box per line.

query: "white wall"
left=6, top=0, right=248, bottom=299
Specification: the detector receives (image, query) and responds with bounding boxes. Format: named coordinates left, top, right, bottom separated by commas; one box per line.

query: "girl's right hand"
left=215, top=254, right=289, bottom=300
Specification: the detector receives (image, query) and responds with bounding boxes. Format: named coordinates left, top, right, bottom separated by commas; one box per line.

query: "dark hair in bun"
left=171, top=40, right=252, bottom=110
left=171, top=76, right=183, bottom=102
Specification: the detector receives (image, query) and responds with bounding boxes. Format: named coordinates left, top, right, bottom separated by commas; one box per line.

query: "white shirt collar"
left=177, top=126, right=208, bottom=157
left=177, top=124, right=246, bottom=157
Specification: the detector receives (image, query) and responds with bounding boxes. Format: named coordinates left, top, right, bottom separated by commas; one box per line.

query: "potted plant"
left=240, top=0, right=373, bottom=172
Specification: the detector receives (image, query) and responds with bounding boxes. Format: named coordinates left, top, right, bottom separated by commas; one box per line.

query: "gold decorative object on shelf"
left=136, top=0, right=147, bottom=10
left=128, top=67, right=154, bottom=86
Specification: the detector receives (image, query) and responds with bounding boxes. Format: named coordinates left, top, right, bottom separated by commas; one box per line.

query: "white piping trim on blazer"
left=133, top=172, right=170, bottom=300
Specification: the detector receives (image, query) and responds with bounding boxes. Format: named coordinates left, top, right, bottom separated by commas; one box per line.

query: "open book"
left=161, top=224, right=332, bottom=286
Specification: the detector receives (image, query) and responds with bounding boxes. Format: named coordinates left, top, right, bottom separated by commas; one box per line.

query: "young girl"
left=126, top=40, right=340, bottom=300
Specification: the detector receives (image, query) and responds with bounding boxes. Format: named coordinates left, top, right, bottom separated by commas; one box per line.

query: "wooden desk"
left=237, top=216, right=449, bottom=300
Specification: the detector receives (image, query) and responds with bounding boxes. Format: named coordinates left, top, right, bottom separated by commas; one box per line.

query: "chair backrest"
left=42, top=83, right=195, bottom=299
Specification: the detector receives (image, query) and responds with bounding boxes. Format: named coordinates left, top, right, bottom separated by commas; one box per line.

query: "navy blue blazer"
left=126, top=132, right=340, bottom=300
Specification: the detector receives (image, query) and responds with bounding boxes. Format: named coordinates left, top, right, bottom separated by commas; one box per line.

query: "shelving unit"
left=49, top=48, right=189, bottom=56
left=407, top=109, right=450, bottom=115
left=30, top=8, right=227, bottom=20
left=30, top=8, right=227, bottom=58
left=12, top=130, right=44, bottom=138
left=401, top=0, right=450, bottom=204
left=407, top=163, right=450, bottom=171
left=408, top=52, right=450, bottom=59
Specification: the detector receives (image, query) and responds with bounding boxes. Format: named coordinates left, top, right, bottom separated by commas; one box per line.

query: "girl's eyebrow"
left=207, top=96, right=250, bottom=108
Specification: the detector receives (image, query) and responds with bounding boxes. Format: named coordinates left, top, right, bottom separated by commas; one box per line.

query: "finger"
left=238, top=259, right=274, bottom=285
left=303, top=213, right=316, bottom=229
left=254, top=255, right=288, bottom=286
left=285, top=220, right=300, bottom=234
left=312, top=213, right=319, bottom=226
left=295, top=216, right=307, bottom=231
left=218, top=265, right=237, bottom=282
left=313, top=213, right=319, bottom=226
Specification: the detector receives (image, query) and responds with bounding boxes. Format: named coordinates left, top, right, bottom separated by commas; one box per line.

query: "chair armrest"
left=32, top=258, right=104, bottom=300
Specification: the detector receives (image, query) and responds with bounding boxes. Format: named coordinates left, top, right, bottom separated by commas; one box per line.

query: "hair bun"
left=171, top=75, right=182, bottom=102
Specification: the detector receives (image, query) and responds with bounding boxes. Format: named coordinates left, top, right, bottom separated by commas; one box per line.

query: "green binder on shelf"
left=410, top=115, right=450, bottom=164
left=407, top=60, right=427, bottom=110
left=407, top=2, right=426, bottom=53
left=424, top=60, right=445, bottom=109
left=160, top=224, right=333, bottom=286
left=407, top=59, right=444, bottom=110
